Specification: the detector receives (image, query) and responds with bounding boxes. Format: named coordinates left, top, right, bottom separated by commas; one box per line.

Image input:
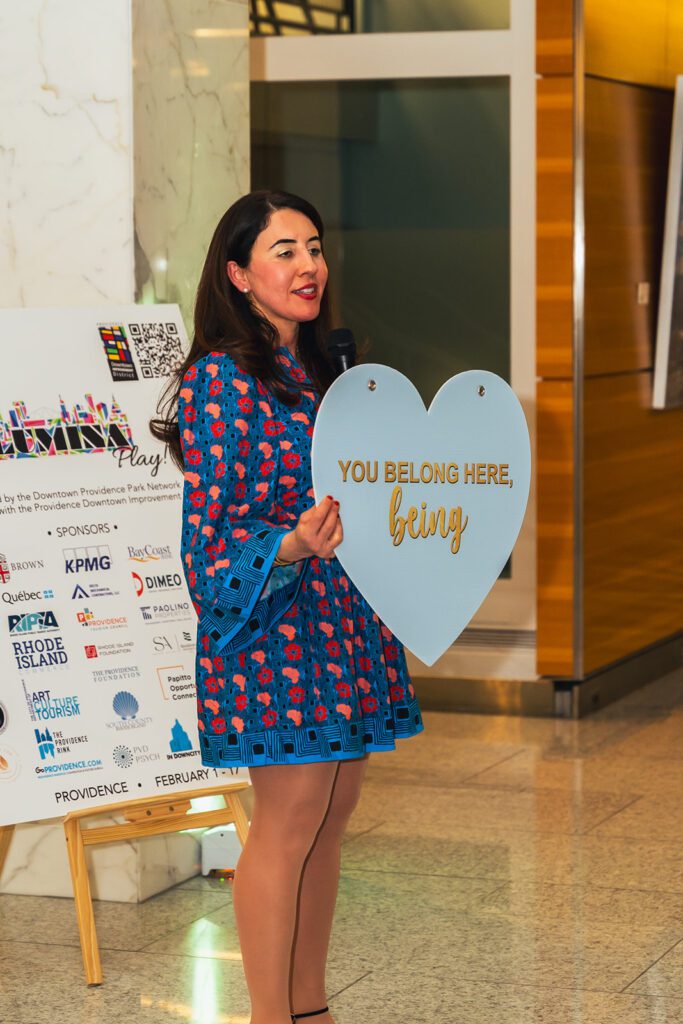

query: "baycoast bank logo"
left=128, top=543, right=173, bottom=564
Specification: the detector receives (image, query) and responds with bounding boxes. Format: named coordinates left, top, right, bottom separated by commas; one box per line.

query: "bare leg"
left=233, top=760, right=340, bottom=1024
left=290, top=754, right=370, bottom=1022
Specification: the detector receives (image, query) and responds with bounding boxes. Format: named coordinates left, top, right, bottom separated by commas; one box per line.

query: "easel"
left=0, top=781, right=250, bottom=986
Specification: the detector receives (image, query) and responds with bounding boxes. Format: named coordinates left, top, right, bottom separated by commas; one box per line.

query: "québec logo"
left=8, top=610, right=59, bottom=635
left=64, top=545, right=112, bottom=574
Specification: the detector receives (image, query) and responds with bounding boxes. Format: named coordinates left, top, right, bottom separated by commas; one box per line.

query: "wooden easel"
left=0, top=781, right=250, bottom=986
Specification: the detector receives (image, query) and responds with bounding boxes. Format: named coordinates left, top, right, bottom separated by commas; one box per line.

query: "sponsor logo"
left=113, top=743, right=160, bottom=768
left=77, top=608, right=127, bottom=630
left=34, top=726, right=55, bottom=759
left=0, top=395, right=133, bottom=459
left=167, top=718, right=195, bottom=758
left=8, top=610, right=59, bottom=635
left=0, top=554, right=46, bottom=585
left=91, top=664, right=142, bottom=685
left=23, top=685, right=80, bottom=722
left=83, top=640, right=135, bottom=660
left=0, top=746, right=20, bottom=781
left=156, top=666, right=194, bottom=702
left=98, top=324, right=139, bottom=382
left=64, top=545, right=112, bottom=574
left=32, top=726, right=96, bottom=774
left=71, top=581, right=118, bottom=600
left=1, top=587, right=55, bottom=605
left=105, top=690, right=152, bottom=732
left=139, top=602, right=192, bottom=624
left=132, top=572, right=183, bottom=597
left=54, top=523, right=113, bottom=539
left=12, top=635, right=68, bottom=671
left=152, top=630, right=195, bottom=654
left=0, top=700, right=7, bottom=735
left=128, top=543, right=173, bottom=564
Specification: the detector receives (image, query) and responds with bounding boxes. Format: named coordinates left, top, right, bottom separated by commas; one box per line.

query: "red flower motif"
left=284, top=642, right=302, bottom=661
left=213, top=656, right=224, bottom=671
left=215, top=462, right=226, bottom=478
left=205, top=675, right=220, bottom=694
left=288, top=685, right=305, bottom=703
left=185, top=448, right=202, bottom=466
left=262, top=709, right=278, bottom=728
left=257, top=667, right=273, bottom=685
left=384, top=645, right=398, bottom=660
left=314, top=705, right=328, bottom=721
left=238, top=439, right=250, bottom=456
left=264, top=420, right=285, bottom=436
left=335, top=681, right=351, bottom=698
left=260, top=459, right=275, bottom=476
left=317, top=599, right=331, bottom=615
left=212, top=716, right=227, bottom=734
left=390, top=685, right=405, bottom=701
left=184, top=406, right=197, bottom=423
left=189, top=490, right=205, bottom=508
left=207, top=501, right=221, bottom=520
left=282, top=452, right=300, bottom=469
left=209, top=379, right=223, bottom=396
left=237, top=396, right=253, bottom=413
left=282, top=491, right=298, bottom=507
left=325, top=640, right=341, bottom=657
left=185, top=365, right=198, bottom=381
left=235, top=694, right=248, bottom=710
left=210, top=421, right=225, bottom=438
left=361, top=696, right=378, bottom=713
left=235, top=482, right=246, bottom=500
left=358, top=657, right=372, bottom=672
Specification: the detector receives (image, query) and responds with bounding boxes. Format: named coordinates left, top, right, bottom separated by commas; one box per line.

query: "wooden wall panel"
left=537, top=379, right=575, bottom=677
left=537, top=0, right=574, bottom=76
left=585, top=78, right=673, bottom=376
left=584, top=373, right=683, bottom=673
left=586, top=0, right=683, bottom=90
left=537, top=76, right=574, bottom=379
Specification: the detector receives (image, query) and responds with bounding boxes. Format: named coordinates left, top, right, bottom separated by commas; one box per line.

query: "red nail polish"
left=334, top=500, right=339, bottom=506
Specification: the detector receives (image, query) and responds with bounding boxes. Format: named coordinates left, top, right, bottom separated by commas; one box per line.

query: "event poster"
left=0, top=306, right=247, bottom=829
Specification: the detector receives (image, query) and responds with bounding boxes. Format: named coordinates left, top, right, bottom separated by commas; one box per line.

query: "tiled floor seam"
left=618, top=935, right=683, bottom=994
left=580, top=794, right=645, bottom=834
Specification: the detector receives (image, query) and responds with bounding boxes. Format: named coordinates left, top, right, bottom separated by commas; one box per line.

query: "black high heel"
left=291, top=1008, right=329, bottom=1020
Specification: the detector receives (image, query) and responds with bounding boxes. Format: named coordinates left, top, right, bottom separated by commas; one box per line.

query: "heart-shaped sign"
left=311, top=365, right=531, bottom=666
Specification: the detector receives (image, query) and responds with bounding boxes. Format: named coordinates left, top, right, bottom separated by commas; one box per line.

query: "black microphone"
left=327, top=328, right=356, bottom=380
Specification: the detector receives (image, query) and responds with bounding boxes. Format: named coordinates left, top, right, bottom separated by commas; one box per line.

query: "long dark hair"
left=150, top=189, right=336, bottom=470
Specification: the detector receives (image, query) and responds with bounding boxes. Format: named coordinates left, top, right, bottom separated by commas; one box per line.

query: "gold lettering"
left=487, top=463, right=498, bottom=484
left=367, top=460, right=378, bottom=483
left=464, top=463, right=475, bottom=483
left=476, top=463, right=486, bottom=484
left=338, top=459, right=351, bottom=482
left=499, top=463, right=509, bottom=485
left=388, top=485, right=468, bottom=554
left=385, top=461, right=396, bottom=483
left=447, top=463, right=459, bottom=484
left=397, top=461, right=408, bottom=483
left=433, top=463, right=445, bottom=484
left=351, top=460, right=365, bottom=482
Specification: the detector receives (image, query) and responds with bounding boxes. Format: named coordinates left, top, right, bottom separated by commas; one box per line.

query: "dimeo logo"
left=8, top=610, right=60, bottom=635
left=64, top=545, right=112, bottom=574
left=132, top=572, right=183, bottom=596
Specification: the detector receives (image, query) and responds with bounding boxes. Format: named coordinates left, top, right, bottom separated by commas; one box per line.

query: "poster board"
left=0, top=306, right=247, bottom=829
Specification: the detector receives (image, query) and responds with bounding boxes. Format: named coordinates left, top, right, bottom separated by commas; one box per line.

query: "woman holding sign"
left=152, top=190, right=424, bottom=1024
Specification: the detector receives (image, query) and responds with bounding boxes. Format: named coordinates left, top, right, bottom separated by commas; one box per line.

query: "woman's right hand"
left=278, top=495, right=343, bottom=562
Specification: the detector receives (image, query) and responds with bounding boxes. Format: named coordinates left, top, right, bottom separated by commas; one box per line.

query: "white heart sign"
left=311, top=365, right=531, bottom=666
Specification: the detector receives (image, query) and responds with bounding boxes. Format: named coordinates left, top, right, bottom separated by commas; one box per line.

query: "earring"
left=242, top=288, right=249, bottom=294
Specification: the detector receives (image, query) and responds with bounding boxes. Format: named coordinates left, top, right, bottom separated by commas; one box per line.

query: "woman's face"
left=228, top=208, right=328, bottom=341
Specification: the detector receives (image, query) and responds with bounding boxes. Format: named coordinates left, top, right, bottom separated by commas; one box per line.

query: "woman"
left=152, top=189, right=424, bottom=1024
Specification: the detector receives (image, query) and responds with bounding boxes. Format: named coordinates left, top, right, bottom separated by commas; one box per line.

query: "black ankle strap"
left=292, top=1008, right=329, bottom=1020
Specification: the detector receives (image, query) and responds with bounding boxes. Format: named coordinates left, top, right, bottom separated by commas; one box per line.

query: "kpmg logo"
left=8, top=610, right=59, bottom=635
left=64, top=545, right=112, bottom=574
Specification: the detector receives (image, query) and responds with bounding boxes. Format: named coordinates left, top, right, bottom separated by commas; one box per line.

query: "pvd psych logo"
left=64, top=545, right=112, bottom=574
left=8, top=609, right=59, bottom=635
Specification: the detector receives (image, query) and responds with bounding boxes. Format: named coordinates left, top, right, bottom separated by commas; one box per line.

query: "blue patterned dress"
left=178, top=344, right=424, bottom=767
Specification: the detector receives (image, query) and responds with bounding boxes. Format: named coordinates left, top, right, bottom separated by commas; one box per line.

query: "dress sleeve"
left=178, top=354, right=308, bottom=653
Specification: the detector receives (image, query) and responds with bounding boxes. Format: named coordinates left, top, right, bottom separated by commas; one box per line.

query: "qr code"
left=128, top=322, right=184, bottom=379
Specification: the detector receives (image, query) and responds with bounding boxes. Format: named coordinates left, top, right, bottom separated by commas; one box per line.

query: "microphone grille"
left=327, top=327, right=355, bottom=353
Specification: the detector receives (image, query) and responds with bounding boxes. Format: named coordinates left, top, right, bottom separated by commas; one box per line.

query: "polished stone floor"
left=1, top=669, right=682, bottom=1024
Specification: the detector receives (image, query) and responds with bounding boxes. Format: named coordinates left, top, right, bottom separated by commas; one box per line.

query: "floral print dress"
left=178, top=345, right=424, bottom=767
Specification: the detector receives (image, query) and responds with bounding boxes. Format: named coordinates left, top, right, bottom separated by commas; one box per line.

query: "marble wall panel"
left=0, top=0, right=135, bottom=306
left=133, top=0, right=250, bottom=325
